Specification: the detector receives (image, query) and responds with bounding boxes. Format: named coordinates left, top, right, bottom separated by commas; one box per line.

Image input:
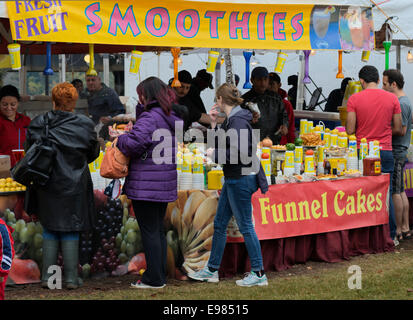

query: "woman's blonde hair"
left=52, top=82, right=79, bottom=112
left=216, top=83, right=243, bottom=106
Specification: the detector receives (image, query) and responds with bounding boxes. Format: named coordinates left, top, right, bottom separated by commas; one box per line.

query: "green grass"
left=6, top=243, right=413, bottom=300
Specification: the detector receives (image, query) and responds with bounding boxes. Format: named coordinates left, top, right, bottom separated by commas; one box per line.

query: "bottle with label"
left=359, top=138, right=368, bottom=174
left=363, top=157, right=381, bottom=176
left=347, top=135, right=358, bottom=170
left=372, top=140, right=380, bottom=158
left=323, top=128, right=331, bottom=148
left=208, top=165, right=224, bottom=190
left=304, top=150, right=316, bottom=176
left=330, top=129, right=338, bottom=147
left=338, top=132, right=348, bottom=148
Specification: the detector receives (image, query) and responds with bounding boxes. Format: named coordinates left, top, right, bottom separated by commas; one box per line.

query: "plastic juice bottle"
left=372, top=140, right=380, bottom=158
left=363, top=144, right=381, bottom=176
left=317, top=146, right=326, bottom=175
left=207, top=166, right=224, bottom=190
left=324, top=128, right=331, bottom=148
left=347, top=135, right=358, bottom=170
left=294, top=146, right=303, bottom=174
left=359, top=138, right=368, bottom=174
left=348, top=135, right=357, bottom=157
left=304, top=150, right=316, bottom=176
left=284, top=150, right=295, bottom=176
left=338, top=132, right=348, bottom=148
left=261, top=148, right=272, bottom=183
left=330, top=129, right=338, bottom=147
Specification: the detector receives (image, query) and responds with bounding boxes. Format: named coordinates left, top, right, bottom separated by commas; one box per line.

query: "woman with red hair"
left=25, top=82, right=100, bottom=289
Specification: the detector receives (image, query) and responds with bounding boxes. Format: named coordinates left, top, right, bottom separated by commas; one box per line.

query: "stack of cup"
left=176, top=148, right=183, bottom=190
left=359, top=138, right=368, bottom=173
left=347, top=135, right=358, bottom=170
left=192, top=150, right=205, bottom=190
left=284, top=150, right=295, bottom=176
left=304, top=152, right=316, bottom=176
left=317, top=146, right=326, bottom=175
left=180, top=150, right=193, bottom=190
left=294, top=146, right=303, bottom=174
left=300, top=119, right=308, bottom=135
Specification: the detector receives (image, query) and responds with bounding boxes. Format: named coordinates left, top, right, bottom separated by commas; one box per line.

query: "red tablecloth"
left=219, top=224, right=394, bottom=278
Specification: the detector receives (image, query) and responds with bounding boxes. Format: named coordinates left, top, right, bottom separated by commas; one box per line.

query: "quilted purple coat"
left=117, top=102, right=182, bottom=202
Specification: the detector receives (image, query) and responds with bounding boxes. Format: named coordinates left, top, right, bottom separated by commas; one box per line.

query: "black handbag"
left=11, top=113, right=56, bottom=187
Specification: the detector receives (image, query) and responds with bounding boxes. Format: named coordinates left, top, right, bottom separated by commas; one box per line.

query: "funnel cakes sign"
left=7, top=1, right=374, bottom=51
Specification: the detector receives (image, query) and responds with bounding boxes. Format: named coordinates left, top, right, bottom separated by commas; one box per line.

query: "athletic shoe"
left=236, top=271, right=268, bottom=287
left=187, top=266, right=219, bottom=283
left=130, top=280, right=165, bottom=289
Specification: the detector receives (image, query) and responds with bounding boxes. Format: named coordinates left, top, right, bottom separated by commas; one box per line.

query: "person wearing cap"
left=242, top=67, right=288, bottom=145
left=187, top=69, right=214, bottom=126
left=0, top=85, right=31, bottom=167
left=169, top=70, right=219, bottom=132
left=268, top=72, right=296, bottom=144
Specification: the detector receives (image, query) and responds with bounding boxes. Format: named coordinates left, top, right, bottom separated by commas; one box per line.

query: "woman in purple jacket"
left=117, top=77, right=183, bottom=289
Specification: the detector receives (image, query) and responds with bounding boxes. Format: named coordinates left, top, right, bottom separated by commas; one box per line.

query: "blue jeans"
left=208, top=175, right=264, bottom=272
left=380, top=150, right=396, bottom=239
left=43, top=228, right=79, bottom=241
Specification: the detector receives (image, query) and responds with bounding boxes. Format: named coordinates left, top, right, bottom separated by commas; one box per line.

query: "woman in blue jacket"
left=188, top=83, right=268, bottom=287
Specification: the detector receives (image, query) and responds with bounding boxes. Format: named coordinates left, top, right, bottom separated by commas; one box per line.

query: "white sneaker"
left=236, top=271, right=268, bottom=287
left=393, top=238, right=400, bottom=247
left=130, top=280, right=165, bottom=289
left=187, top=266, right=219, bottom=283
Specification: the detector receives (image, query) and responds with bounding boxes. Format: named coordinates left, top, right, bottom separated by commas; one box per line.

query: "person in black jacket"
left=188, top=83, right=268, bottom=287
left=242, top=67, right=288, bottom=144
left=25, top=82, right=100, bottom=289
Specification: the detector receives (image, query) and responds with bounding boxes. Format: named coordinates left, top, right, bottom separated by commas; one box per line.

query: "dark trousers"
left=132, top=200, right=168, bottom=287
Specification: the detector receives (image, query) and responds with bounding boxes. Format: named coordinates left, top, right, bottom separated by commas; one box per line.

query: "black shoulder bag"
left=11, top=113, right=56, bottom=187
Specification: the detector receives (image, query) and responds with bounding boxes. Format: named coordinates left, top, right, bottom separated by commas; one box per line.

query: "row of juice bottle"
left=260, top=136, right=382, bottom=181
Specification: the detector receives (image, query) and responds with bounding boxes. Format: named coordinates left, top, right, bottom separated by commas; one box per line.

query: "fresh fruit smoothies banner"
left=229, top=174, right=390, bottom=242
left=6, top=1, right=375, bottom=50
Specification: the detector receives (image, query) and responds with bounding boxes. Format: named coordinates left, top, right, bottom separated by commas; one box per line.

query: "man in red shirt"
left=346, top=65, right=402, bottom=243
left=269, top=73, right=296, bottom=144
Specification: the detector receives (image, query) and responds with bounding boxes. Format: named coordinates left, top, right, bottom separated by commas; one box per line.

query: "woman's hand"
left=209, top=104, right=219, bottom=129
left=206, top=147, right=215, bottom=159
